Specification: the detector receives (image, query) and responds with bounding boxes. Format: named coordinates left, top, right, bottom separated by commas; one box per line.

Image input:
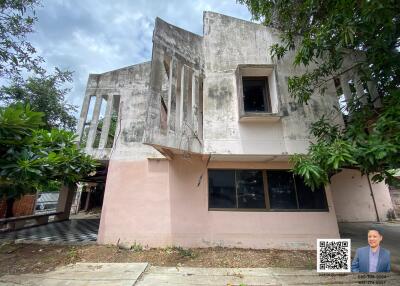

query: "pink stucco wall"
left=330, top=169, right=394, bottom=222
left=98, top=156, right=340, bottom=249
left=98, top=159, right=172, bottom=246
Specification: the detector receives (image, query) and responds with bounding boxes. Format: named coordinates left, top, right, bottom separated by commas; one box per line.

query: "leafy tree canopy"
left=239, top=0, right=400, bottom=188
left=0, top=68, right=77, bottom=131
left=0, top=103, right=97, bottom=199
left=0, top=0, right=44, bottom=80
left=0, top=0, right=77, bottom=131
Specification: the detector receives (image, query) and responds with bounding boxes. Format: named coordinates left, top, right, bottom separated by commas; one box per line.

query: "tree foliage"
left=239, top=0, right=400, bottom=188
left=0, top=103, right=97, bottom=199
left=0, top=0, right=44, bottom=80
left=0, top=68, right=77, bottom=130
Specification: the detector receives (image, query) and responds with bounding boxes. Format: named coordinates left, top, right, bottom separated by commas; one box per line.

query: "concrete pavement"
left=0, top=263, right=148, bottom=286
left=1, top=263, right=400, bottom=286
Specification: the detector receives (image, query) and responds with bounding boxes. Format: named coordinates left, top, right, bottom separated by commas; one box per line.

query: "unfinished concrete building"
left=76, top=12, right=394, bottom=249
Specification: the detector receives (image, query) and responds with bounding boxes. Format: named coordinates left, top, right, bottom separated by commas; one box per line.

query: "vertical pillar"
left=354, top=74, right=367, bottom=105
left=86, top=94, right=102, bottom=150
left=340, top=73, right=352, bottom=106
left=55, top=184, right=76, bottom=221
left=167, top=57, right=174, bottom=133
left=192, top=71, right=199, bottom=136
left=76, top=92, right=92, bottom=144
left=174, top=62, right=182, bottom=133
left=98, top=95, right=114, bottom=148
left=179, top=65, right=185, bottom=129
left=185, top=68, right=192, bottom=126
left=367, top=81, right=382, bottom=108
left=147, top=45, right=164, bottom=132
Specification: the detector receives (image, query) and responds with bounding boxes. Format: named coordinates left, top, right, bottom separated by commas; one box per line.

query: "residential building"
left=76, top=12, right=394, bottom=249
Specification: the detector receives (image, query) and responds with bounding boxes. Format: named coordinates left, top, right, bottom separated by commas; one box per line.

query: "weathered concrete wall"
left=389, top=185, right=400, bottom=218
left=143, top=18, right=204, bottom=155
left=202, top=12, right=342, bottom=156
left=77, top=62, right=163, bottom=161
left=330, top=169, right=394, bottom=222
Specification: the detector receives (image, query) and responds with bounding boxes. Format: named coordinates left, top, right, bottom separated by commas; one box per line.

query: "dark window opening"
left=267, top=170, right=297, bottom=209
left=236, top=170, right=266, bottom=209
left=209, top=169, right=328, bottom=211
left=295, top=175, right=328, bottom=209
left=243, top=77, right=271, bottom=112
left=208, top=170, right=236, bottom=208
left=160, top=96, right=168, bottom=132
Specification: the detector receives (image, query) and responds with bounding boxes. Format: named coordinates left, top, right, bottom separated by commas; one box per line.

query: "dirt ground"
left=0, top=242, right=316, bottom=276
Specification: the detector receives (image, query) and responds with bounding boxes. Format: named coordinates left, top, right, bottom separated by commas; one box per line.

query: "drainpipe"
left=367, top=174, right=380, bottom=222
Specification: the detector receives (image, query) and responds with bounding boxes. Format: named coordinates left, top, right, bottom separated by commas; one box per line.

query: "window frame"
left=242, top=76, right=272, bottom=113
left=208, top=169, right=329, bottom=212
left=236, top=65, right=281, bottom=122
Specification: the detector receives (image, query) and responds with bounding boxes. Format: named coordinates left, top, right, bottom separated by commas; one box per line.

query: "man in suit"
left=351, top=227, right=391, bottom=272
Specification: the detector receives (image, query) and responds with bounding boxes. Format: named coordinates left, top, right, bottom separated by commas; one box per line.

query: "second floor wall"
left=78, top=11, right=356, bottom=161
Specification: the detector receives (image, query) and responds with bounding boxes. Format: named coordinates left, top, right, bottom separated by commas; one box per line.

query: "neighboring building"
left=76, top=12, right=394, bottom=249
left=0, top=195, right=36, bottom=219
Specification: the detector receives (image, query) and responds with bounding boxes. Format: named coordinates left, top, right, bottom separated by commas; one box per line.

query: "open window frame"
left=236, top=65, right=281, bottom=122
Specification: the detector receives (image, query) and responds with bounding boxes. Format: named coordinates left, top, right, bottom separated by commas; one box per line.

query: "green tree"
left=239, top=0, right=400, bottom=188
left=0, top=68, right=77, bottom=131
left=0, top=103, right=97, bottom=217
left=0, top=0, right=44, bottom=80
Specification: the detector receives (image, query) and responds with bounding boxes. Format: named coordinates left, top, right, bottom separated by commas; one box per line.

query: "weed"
left=164, top=246, right=197, bottom=258
left=174, top=246, right=197, bottom=258
left=67, top=247, right=78, bottom=260
left=131, top=241, right=143, bottom=252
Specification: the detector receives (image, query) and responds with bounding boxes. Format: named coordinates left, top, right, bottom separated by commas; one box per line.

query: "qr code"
left=317, top=239, right=351, bottom=272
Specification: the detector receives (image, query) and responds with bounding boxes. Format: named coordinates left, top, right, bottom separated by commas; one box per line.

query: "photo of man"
left=351, top=227, right=391, bottom=272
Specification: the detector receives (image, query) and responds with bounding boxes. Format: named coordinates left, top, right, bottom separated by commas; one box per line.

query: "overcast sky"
left=29, top=0, right=251, bottom=115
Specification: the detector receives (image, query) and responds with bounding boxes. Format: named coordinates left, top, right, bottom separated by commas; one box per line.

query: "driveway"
left=0, top=218, right=99, bottom=244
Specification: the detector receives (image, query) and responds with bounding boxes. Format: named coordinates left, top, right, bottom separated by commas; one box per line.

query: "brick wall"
left=0, top=195, right=36, bottom=218
left=0, top=199, right=6, bottom=218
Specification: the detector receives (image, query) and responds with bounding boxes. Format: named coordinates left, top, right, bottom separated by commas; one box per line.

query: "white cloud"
left=28, top=0, right=252, bottom=116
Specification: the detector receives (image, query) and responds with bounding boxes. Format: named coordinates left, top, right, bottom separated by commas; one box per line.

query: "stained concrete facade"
left=77, top=12, right=394, bottom=249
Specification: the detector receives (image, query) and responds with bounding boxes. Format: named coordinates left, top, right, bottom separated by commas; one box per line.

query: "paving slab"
left=135, top=266, right=400, bottom=286
left=1, top=263, right=399, bottom=285
left=0, top=263, right=148, bottom=286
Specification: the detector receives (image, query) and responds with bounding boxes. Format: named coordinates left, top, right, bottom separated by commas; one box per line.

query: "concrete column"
left=192, top=71, right=199, bottom=136
left=367, top=81, right=382, bottom=108
left=98, top=95, right=114, bottom=148
left=55, top=184, right=76, bottom=221
left=86, top=94, right=102, bottom=150
left=340, top=73, right=352, bottom=107
left=76, top=92, right=92, bottom=144
left=174, top=61, right=182, bottom=133
left=354, top=74, right=367, bottom=105
left=167, top=57, right=174, bottom=133
left=179, top=65, right=185, bottom=129
left=148, top=45, right=164, bottom=131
